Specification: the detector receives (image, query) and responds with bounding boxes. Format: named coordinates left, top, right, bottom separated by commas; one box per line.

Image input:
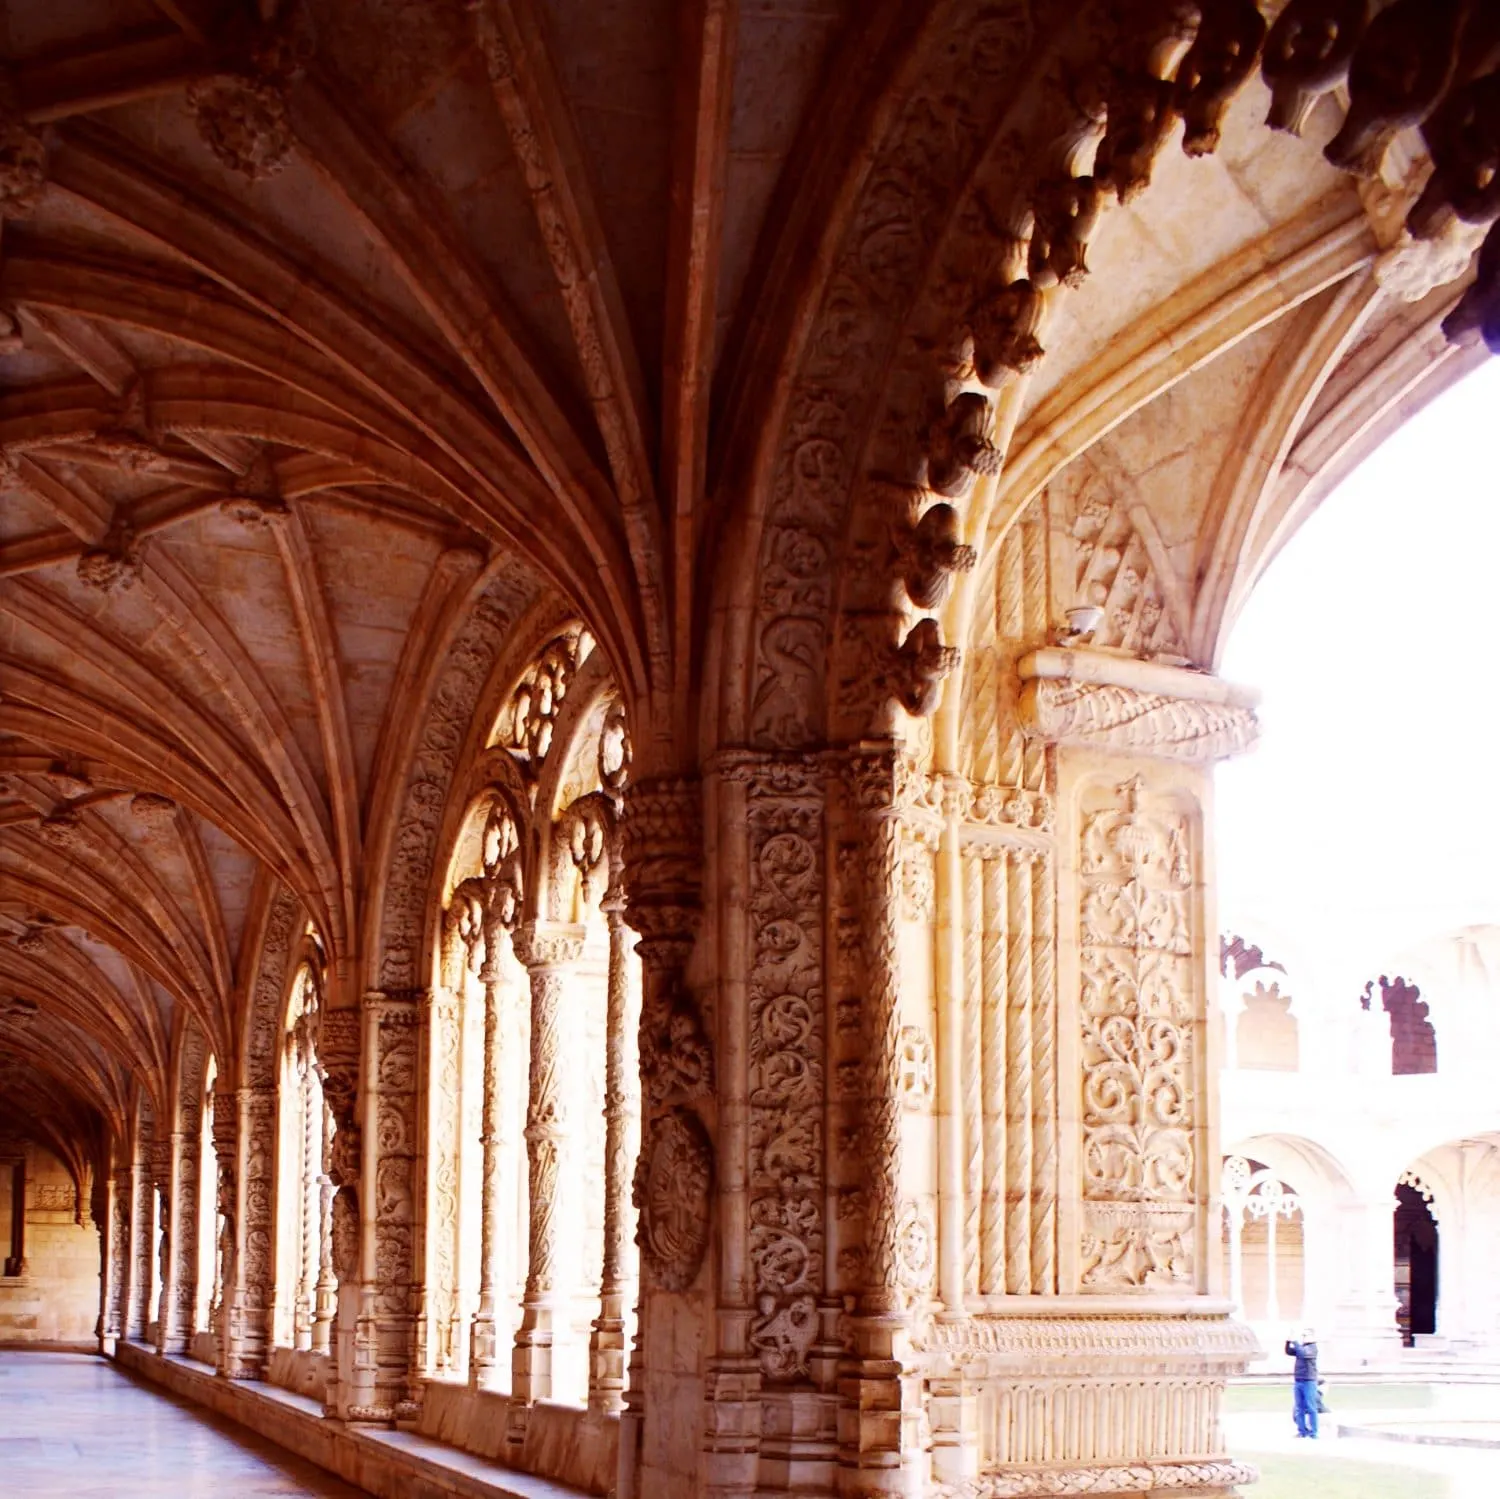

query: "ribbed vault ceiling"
left=0, top=0, right=1490, bottom=1159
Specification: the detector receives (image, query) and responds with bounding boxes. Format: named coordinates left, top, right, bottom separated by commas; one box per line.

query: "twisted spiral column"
left=1030, top=851, right=1058, bottom=1294
left=469, top=914, right=506, bottom=1389
left=589, top=893, right=636, bottom=1413
left=858, top=782, right=904, bottom=1311
left=511, top=922, right=584, bottom=1403
left=962, top=851, right=983, bottom=1297
left=980, top=852, right=1008, bottom=1295
left=1005, top=849, right=1033, bottom=1295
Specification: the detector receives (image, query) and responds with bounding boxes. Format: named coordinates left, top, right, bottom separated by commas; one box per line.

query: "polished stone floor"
left=0, top=1351, right=366, bottom=1497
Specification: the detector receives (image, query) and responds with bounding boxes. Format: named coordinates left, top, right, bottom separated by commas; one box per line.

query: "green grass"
left=1226, top=1382, right=1436, bottom=1413
left=1245, top=1450, right=1454, bottom=1498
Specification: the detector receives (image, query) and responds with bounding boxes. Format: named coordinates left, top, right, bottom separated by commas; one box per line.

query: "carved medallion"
left=637, top=1106, right=712, bottom=1291
left=897, top=1026, right=935, bottom=1109
left=896, top=1200, right=936, bottom=1292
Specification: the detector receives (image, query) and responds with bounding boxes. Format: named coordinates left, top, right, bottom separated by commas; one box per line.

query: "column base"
left=511, top=1317, right=555, bottom=1404
left=588, top=1315, right=627, bottom=1414
left=837, top=1313, right=925, bottom=1497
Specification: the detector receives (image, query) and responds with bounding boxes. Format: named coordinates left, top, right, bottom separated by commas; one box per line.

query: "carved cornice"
left=1018, top=649, right=1258, bottom=764
left=936, top=1459, right=1260, bottom=1498
left=361, top=988, right=424, bottom=1025
left=926, top=1312, right=1261, bottom=1377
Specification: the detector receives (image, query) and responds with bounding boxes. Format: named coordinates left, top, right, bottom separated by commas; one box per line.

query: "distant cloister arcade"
left=1219, top=927, right=1500, bottom=1366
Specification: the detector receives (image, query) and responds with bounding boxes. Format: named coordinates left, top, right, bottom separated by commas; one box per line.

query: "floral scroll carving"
left=736, top=756, right=826, bottom=1380
left=1078, top=777, right=1198, bottom=1292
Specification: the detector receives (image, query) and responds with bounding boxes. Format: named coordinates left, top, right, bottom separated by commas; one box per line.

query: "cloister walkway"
left=0, top=1351, right=362, bottom=1497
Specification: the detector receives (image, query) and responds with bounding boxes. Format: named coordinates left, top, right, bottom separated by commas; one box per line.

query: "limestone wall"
left=0, top=1143, right=99, bottom=1345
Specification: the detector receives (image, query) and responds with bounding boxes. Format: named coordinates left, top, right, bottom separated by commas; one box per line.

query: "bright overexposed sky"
left=1216, top=355, right=1500, bottom=999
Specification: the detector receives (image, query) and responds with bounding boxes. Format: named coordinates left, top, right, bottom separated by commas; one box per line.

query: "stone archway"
left=1394, top=1171, right=1440, bottom=1343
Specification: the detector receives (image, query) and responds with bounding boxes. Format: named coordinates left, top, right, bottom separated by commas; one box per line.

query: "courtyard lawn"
left=1226, top=1382, right=1435, bottom=1413
left=1246, top=1450, right=1453, bottom=1498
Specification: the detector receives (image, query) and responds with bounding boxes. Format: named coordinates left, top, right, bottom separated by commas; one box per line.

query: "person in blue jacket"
left=1284, top=1328, right=1319, bottom=1438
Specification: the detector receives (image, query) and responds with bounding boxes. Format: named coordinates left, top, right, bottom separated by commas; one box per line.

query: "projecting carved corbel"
left=967, top=277, right=1045, bottom=385
left=1018, top=646, right=1259, bottom=763
left=1173, top=0, right=1268, bottom=157
left=1027, top=176, right=1104, bottom=289
left=1443, top=219, right=1500, bottom=351
left=921, top=392, right=1002, bottom=498
left=898, top=502, right=976, bottom=611
left=892, top=618, right=959, bottom=719
left=1094, top=71, right=1179, bottom=203
left=1324, top=0, right=1464, bottom=180
left=1405, top=74, right=1500, bottom=243
left=1262, top=0, right=1369, bottom=138
left=185, top=5, right=315, bottom=182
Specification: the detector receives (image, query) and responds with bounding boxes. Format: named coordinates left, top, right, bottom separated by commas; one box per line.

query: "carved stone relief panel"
left=1077, top=775, right=1200, bottom=1293
left=427, top=989, right=462, bottom=1373
left=370, top=992, right=421, bottom=1417
left=739, top=756, right=826, bottom=1382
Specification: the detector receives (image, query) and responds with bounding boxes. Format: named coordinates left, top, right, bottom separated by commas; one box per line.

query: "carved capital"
left=511, top=921, right=585, bottom=971
left=318, top=1006, right=361, bottom=1128
left=621, top=775, right=702, bottom=945
left=149, top=1137, right=173, bottom=1194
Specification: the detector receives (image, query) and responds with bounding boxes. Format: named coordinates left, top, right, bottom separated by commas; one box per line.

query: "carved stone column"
left=840, top=745, right=923, bottom=1497
left=510, top=921, right=585, bottom=1407
left=103, top=1163, right=130, bottom=1353
left=210, top=1086, right=239, bottom=1376
left=126, top=1121, right=155, bottom=1342
left=351, top=990, right=422, bottom=1424
left=426, top=907, right=467, bottom=1377
left=150, top=1135, right=173, bottom=1350
left=295, top=1030, right=320, bottom=1351
left=588, top=880, right=636, bottom=1414
left=160, top=1128, right=196, bottom=1356
left=169, top=1070, right=203, bottom=1357
left=618, top=776, right=713, bottom=1499
left=313, top=1095, right=336, bottom=1356
left=233, top=1086, right=277, bottom=1378
left=318, top=1006, right=362, bottom=1418
left=469, top=910, right=508, bottom=1389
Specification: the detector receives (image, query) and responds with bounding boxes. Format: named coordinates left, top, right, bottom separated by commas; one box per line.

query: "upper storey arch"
left=712, top=0, right=1500, bottom=765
